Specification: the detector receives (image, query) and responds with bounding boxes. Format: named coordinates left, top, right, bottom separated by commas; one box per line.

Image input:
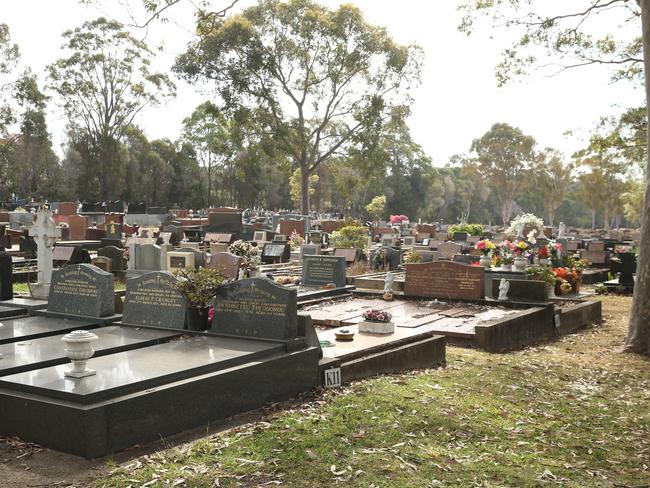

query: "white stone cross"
left=28, top=209, right=61, bottom=298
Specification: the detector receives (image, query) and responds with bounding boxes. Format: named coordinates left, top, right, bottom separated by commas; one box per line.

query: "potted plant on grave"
left=358, top=309, right=394, bottom=335
left=513, top=240, right=528, bottom=271
left=525, top=265, right=557, bottom=299
left=173, top=267, right=226, bottom=331
left=475, top=239, right=496, bottom=268
left=373, top=247, right=387, bottom=270
left=228, top=239, right=261, bottom=278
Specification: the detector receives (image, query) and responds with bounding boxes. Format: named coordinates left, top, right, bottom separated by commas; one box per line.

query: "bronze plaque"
left=404, top=261, right=485, bottom=299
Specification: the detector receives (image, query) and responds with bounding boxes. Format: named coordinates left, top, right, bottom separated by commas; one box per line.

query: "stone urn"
left=479, top=255, right=492, bottom=268
left=513, top=256, right=527, bottom=271
left=501, top=264, right=512, bottom=271
left=61, top=330, right=99, bottom=378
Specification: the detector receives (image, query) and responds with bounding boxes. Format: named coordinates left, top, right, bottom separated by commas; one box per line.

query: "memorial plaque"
left=205, top=232, right=232, bottom=243
left=299, top=244, right=321, bottom=258
left=403, top=236, right=416, bottom=248
left=48, top=264, right=115, bottom=317
left=567, top=240, right=579, bottom=252
left=302, top=255, right=346, bottom=288
left=105, top=222, right=122, bottom=240
left=97, top=245, right=127, bottom=273
left=176, top=247, right=206, bottom=267
left=253, top=231, right=266, bottom=242
left=333, top=248, right=357, bottom=263
left=211, top=278, right=297, bottom=340
left=122, top=272, right=186, bottom=328
left=52, top=245, right=75, bottom=262
left=273, top=234, right=288, bottom=242
left=262, top=243, right=289, bottom=263
left=167, top=251, right=195, bottom=271
left=404, top=261, right=485, bottom=299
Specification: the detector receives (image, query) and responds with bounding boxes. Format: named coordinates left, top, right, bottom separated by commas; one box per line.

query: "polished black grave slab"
left=0, top=298, right=48, bottom=311
left=0, top=306, right=27, bottom=319
left=0, top=326, right=180, bottom=376
left=0, top=316, right=105, bottom=345
left=0, top=335, right=285, bottom=404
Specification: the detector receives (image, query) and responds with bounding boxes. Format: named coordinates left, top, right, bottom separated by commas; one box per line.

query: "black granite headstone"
left=490, top=279, right=548, bottom=302
left=122, top=272, right=186, bottom=329
left=302, top=255, right=346, bottom=288
left=48, top=264, right=115, bottom=317
left=211, top=278, right=297, bottom=340
left=262, top=243, right=290, bottom=263
left=20, top=235, right=37, bottom=259
left=0, top=249, right=12, bottom=300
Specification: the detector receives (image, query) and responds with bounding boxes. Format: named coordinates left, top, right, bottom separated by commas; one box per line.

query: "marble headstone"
left=209, top=252, right=242, bottom=280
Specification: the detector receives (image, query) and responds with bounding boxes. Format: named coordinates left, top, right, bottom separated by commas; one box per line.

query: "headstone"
left=385, top=246, right=401, bottom=270
left=253, top=231, right=266, bottom=242
left=67, top=214, right=88, bottom=240
left=438, top=241, right=462, bottom=259
left=209, top=252, right=242, bottom=280
left=404, top=261, right=485, bottom=299
left=582, top=250, right=610, bottom=266
left=53, top=245, right=75, bottom=263
left=28, top=210, right=61, bottom=299
left=167, top=251, right=196, bottom=272
left=279, top=219, right=305, bottom=237
left=211, top=278, right=297, bottom=340
left=175, top=247, right=206, bottom=268
left=97, top=246, right=127, bottom=274
left=262, top=243, right=290, bottom=263
left=209, top=243, right=229, bottom=255
left=48, top=264, right=115, bottom=317
left=299, top=244, right=321, bottom=258
left=302, top=255, right=346, bottom=288
left=453, top=232, right=468, bottom=242
left=0, top=248, right=12, bottom=300
left=567, top=240, right=579, bottom=252
left=136, top=244, right=162, bottom=271
left=91, top=255, right=112, bottom=273
left=419, top=250, right=440, bottom=263
left=57, top=202, right=78, bottom=215
left=19, top=235, right=37, bottom=259
left=122, top=272, right=187, bottom=329
left=204, top=232, right=233, bottom=244
left=333, top=248, right=357, bottom=264
left=490, top=279, right=547, bottom=302
left=588, top=241, right=605, bottom=252
left=273, top=234, right=288, bottom=242
left=207, top=211, right=242, bottom=234
left=403, top=236, right=415, bottom=248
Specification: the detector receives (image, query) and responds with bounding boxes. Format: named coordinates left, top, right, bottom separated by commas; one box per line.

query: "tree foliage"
left=174, top=0, right=422, bottom=213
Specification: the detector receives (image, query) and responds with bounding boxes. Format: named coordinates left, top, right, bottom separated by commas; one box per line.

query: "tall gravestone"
left=212, top=278, right=297, bottom=340
left=29, top=210, right=61, bottom=300
left=122, top=272, right=186, bottom=328
left=136, top=244, right=162, bottom=271
left=48, top=264, right=115, bottom=317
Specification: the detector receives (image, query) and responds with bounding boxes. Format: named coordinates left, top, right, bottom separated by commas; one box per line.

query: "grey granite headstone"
left=299, top=244, right=321, bottom=258
left=385, top=246, right=401, bottom=270
left=211, top=278, right=297, bottom=340
left=136, top=244, right=162, bottom=271
left=122, top=272, right=186, bottom=329
left=48, top=264, right=115, bottom=317
left=302, top=255, right=346, bottom=288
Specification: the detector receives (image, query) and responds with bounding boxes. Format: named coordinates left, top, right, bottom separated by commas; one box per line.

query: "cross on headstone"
left=28, top=209, right=62, bottom=299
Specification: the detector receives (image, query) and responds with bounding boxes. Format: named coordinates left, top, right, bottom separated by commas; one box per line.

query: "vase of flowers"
left=513, top=241, right=528, bottom=271
left=476, top=239, right=496, bottom=268
left=174, top=267, right=226, bottom=331
left=358, top=309, right=394, bottom=335
left=525, top=265, right=557, bottom=299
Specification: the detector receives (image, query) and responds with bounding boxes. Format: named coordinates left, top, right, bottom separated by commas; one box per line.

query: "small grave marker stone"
left=302, top=255, right=346, bottom=288
left=404, top=261, right=485, bottom=299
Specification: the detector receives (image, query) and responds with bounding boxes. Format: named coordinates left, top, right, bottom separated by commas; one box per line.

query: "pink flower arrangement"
left=389, top=215, right=409, bottom=224
left=475, top=239, right=496, bottom=256
left=362, top=309, right=393, bottom=322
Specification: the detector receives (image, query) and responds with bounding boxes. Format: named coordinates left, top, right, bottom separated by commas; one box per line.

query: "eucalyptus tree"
left=175, top=0, right=422, bottom=214
left=47, top=17, right=175, bottom=200
left=471, top=123, right=536, bottom=225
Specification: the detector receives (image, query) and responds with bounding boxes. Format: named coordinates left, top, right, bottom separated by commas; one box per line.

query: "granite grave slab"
left=47, top=264, right=115, bottom=318
left=404, top=261, right=485, bottom=299
left=302, top=255, right=346, bottom=288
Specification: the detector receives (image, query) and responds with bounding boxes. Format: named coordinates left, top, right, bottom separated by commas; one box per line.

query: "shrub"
left=330, top=225, right=367, bottom=249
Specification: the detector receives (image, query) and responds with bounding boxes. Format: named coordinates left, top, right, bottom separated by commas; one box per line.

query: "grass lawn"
left=96, top=294, right=649, bottom=488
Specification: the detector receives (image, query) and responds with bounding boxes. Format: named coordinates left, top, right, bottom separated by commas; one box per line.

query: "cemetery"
left=0, top=1, right=648, bottom=486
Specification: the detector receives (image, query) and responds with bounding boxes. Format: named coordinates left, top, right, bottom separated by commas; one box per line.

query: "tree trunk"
left=591, top=209, right=596, bottom=230
left=300, top=163, right=310, bottom=215
left=626, top=0, right=650, bottom=354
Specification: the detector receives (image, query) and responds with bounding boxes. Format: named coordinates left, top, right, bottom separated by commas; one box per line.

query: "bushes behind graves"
left=448, top=223, right=484, bottom=238
left=330, top=225, right=367, bottom=250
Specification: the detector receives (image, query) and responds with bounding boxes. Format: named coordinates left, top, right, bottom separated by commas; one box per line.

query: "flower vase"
left=547, top=283, right=557, bottom=299
left=479, top=255, right=492, bottom=268
left=61, top=330, right=99, bottom=378
left=501, top=264, right=512, bottom=271
left=513, top=256, right=527, bottom=271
